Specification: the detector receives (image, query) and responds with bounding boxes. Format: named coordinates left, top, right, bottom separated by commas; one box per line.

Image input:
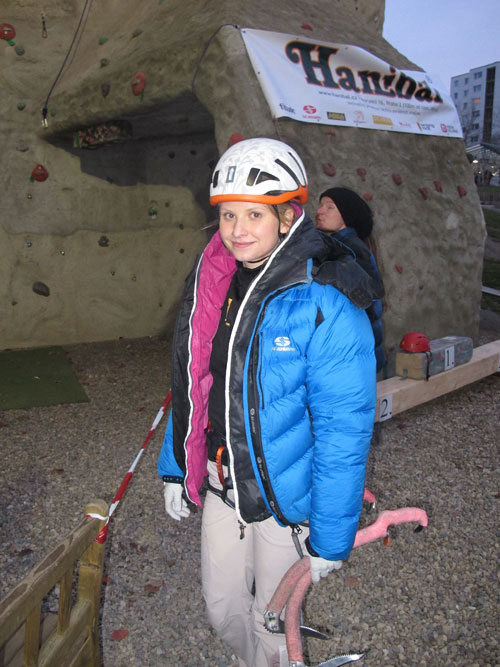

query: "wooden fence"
left=0, top=499, right=108, bottom=667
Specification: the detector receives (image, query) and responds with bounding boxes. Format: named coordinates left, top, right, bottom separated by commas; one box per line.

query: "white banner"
left=241, top=28, right=462, bottom=139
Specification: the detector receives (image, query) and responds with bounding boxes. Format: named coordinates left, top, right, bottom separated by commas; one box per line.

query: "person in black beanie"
left=316, top=187, right=385, bottom=373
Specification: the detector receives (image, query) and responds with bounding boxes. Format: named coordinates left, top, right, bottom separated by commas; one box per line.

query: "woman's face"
left=219, top=202, right=291, bottom=268
left=315, top=196, right=346, bottom=232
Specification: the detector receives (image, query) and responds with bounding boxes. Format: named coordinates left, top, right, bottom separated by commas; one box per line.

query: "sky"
left=383, top=0, right=500, bottom=91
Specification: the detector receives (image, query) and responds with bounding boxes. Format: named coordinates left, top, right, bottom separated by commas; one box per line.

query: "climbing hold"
left=301, top=23, right=313, bottom=31
left=148, top=201, right=158, bottom=219
left=16, top=145, right=29, bottom=152
left=17, top=102, right=26, bottom=111
left=27, top=193, right=33, bottom=199
left=110, top=270, right=116, bottom=276
left=457, top=185, right=467, bottom=197
left=14, top=45, right=25, bottom=56
left=325, top=129, right=336, bottom=136
left=132, top=29, right=143, bottom=38
left=363, top=193, right=373, bottom=201
left=98, top=235, right=110, bottom=247
left=100, top=58, right=110, bottom=67
left=168, top=151, right=175, bottom=158
left=12, top=300, right=18, bottom=306
left=178, top=223, right=184, bottom=229
left=227, top=133, right=245, bottom=147
left=59, top=250, right=65, bottom=255
left=433, top=180, right=443, bottom=192
left=131, top=72, right=146, bottom=96
left=98, top=36, right=108, bottom=45
left=31, top=164, right=49, bottom=182
left=0, top=23, right=16, bottom=40
left=131, top=274, right=137, bottom=281
left=392, top=173, right=402, bottom=185
left=356, top=167, right=367, bottom=182
left=41, top=14, right=47, bottom=38
left=418, top=187, right=428, bottom=200
left=101, top=83, right=111, bottom=98
left=26, top=241, right=32, bottom=248
left=32, top=281, right=50, bottom=297
left=322, top=162, right=336, bottom=177
left=179, top=248, right=185, bottom=254
left=165, top=201, right=170, bottom=208
left=50, top=108, right=57, bottom=117
left=395, top=265, right=403, bottom=274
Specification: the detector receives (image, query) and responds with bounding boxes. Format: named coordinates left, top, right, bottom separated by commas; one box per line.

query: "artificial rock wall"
left=1, top=0, right=485, bottom=355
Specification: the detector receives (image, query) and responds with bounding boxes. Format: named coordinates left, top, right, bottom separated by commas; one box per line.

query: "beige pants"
left=201, top=462, right=309, bottom=667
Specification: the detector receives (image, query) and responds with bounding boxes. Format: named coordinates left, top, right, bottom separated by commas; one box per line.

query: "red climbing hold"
left=356, top=167, right=367, bottom=182
left=322, top=162, right=336, bottom=177
left=227, top=133, right=245, bottom=147
left=418, top=187, right=429, bottom=200
left=457, top=185, right=467, bottom=197
left=301, top=23, right=313, bottom=31
left=363, top=193, right=373, bottom=201
left=433, top=180, right=443, bottom=193
left=395, top=265, right=403, bottom=274
left=131, top=72, right=146, bottom=96
left=31, top=164, right=49, bottom=182
left=0, top=23, right=16, bottom=40
left=392, top=173, right=402, bottom=186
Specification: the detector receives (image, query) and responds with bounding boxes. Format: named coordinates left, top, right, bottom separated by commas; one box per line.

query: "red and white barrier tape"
left=86, top=390, right=172, bottom=544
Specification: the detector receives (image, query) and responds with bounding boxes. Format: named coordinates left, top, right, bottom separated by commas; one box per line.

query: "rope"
left=41, top=0, right=94, bottom=126
left=86, top=391, right=172, bottom=543
left=191, top=23, right=239, bottom=95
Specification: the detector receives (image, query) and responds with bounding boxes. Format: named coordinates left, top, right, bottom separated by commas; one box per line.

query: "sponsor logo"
left=327, top=111, right=346, bottom=121
left=417, top=122, right=435, bottom=132
left=303, top=105, right=317, bottom=114
left=272, top=335, right=295, bottom=352
left=440, top=123, right=448, bottom=133
left=446, top=125, right=459, bottom=133
left=398, top=120, right=412, bottom=128
left=354, top=110, right=366, bottom=123
left=372, top=114, right=393, bottom=126
left=279, top=103, right=296, bottom=114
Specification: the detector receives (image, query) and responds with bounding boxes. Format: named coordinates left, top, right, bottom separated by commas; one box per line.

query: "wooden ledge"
left=376, top=340, right=500, bottom=421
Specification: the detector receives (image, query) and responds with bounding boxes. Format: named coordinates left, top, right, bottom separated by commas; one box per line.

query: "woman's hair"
left=319, top=187, right=373, bottom=240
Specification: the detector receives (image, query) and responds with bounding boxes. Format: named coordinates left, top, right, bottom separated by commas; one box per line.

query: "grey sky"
left=383, top=0, right=499, bottom=90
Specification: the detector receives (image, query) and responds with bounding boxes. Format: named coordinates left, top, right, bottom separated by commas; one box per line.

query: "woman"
left=316, top=188, right=385, bottom=373
left=158, top=138, right=376, bottom=667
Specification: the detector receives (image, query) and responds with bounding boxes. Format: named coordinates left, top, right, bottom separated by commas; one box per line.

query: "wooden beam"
left=376, top=340, right=500, bottom=422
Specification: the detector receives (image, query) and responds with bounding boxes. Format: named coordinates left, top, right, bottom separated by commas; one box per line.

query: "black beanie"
left=319, top=187, right=373, bottom=239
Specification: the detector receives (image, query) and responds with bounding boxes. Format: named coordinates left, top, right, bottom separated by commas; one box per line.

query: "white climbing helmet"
left=209, top=137, right=308, bottom=205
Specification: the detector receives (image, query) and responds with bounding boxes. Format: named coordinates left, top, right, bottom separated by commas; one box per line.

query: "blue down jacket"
left=158, top=210, right=376, bottom=560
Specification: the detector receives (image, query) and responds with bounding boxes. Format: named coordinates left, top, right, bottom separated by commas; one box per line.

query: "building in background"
left=451, top=61, right=500, bottom=146
left=451, top=61, right=500, bottom=184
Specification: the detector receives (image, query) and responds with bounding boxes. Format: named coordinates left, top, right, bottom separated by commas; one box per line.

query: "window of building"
left=454, top=80, right=459, bottom=87
left=472, top=123, right=479, bottom=130
left=472, top=110, right=480, bottom=117
left=454, top=92, right=458, bottom=99
left=473, top=97, right=481, bottom=104
left=471, top=135, right=478, bottom=142
left=464, top=90, right=468, bottom=96
left=463, top=102, right=468, bottom=109
left=474, top=71, right=482, bottom=79
left=465, top=77, right=469, bottom=84
left=473, top=84, right=481, bottom=92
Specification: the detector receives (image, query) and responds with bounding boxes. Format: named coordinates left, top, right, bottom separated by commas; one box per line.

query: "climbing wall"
left=0, top=0, right=485, bottom=354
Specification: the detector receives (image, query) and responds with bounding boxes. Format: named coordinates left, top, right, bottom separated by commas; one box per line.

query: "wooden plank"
left=23, top=605, right=41, bottom=667
left=37, top=600, right=91, bottom=667
left=57, top=568, right=73, bottom=635
left=376, top=340, right=500, bottom=421
left=0, top=499, right=107, bottom=648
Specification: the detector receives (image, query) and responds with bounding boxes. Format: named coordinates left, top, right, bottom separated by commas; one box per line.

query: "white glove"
left=163, top=483, right=190, bottom=521
left=309, top=555, right=343, bottom=584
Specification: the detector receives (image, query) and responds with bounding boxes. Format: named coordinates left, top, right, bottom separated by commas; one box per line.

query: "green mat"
left=0, top=346, right=89, bottom=410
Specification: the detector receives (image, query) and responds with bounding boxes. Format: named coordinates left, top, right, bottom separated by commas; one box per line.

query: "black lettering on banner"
left=285, top=41, right=339, bottom=88
left=283, top=39, right=444, bottom=104
left=358, top=70, right=396, bottom=97
left=335, top=67, right=360, bottom=92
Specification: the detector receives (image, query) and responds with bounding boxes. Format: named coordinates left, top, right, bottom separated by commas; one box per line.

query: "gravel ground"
left=1, top=318, right=499, bottom=667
